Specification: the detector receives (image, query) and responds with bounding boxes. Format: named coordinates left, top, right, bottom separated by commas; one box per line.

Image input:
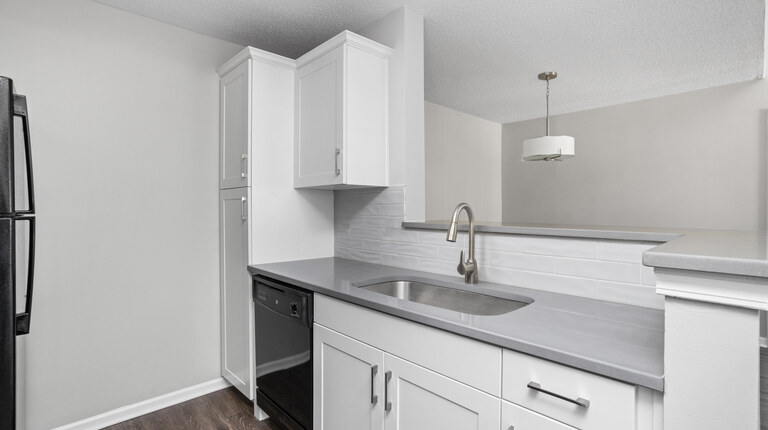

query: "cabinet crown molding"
left=296, top=30, right=393, bottom=68
left=217, top=46, right=296, bottom=77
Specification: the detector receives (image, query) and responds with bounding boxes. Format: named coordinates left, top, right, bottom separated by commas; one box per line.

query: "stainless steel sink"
left=357, top=280, right=530, bottom=316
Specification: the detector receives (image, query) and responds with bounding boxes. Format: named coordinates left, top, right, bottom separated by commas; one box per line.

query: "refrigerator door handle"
left=14, top=94, right=35, bottom=214
left=15, top=215, right=34, bottom=336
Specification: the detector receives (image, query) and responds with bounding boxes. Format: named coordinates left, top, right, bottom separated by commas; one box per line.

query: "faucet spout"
left=446, top=203, right=478, bottom=284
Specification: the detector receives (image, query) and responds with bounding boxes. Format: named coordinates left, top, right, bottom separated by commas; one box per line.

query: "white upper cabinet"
left=294, top=31, right=392, bottom=189
left=220, top=60, right=251, bottom=189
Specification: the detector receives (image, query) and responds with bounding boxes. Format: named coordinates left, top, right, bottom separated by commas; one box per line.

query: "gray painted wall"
left=502, top=79, right=768, bottom=230
left=425, top=102, right=502, bottom=222
left=0, top=1, right=241, bottom=428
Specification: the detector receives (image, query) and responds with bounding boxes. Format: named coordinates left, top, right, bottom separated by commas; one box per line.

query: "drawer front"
left=502, top=349, right=636, bottom=430
left=502, top=400, right=577, bottom=430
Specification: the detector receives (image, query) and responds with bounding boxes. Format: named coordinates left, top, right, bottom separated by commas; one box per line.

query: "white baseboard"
left=53, top=378, right=231, bottom=430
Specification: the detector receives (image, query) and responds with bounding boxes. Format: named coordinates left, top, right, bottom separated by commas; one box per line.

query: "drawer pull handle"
left=384, top=370, right=392, bottom=412
left=526, top=382, right=591, bottom=409
left=370, top=365, right=379, bottom=405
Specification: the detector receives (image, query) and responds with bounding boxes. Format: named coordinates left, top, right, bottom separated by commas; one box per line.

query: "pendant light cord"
left=545, top=79, right=550, bottom=137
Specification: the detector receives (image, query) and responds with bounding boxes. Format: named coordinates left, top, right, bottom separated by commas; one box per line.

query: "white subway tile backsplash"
left=417, top=258, right=457, bottom=276
left=347, top=248, right=384, bottom=264
left=418, top=230, right=466, bottom=248
left=438, top=247, right=462, bottom=262
left=597, top=281, right=664, bottom=309
left=362, top=216, right=403, bottom=228
left=475, top=234, right=523, bottom=252
left=335, top=246, right=351, bottom=259
left=524, top=272, right=599, bottom=297
left=335, top=213, right=363, bottom=228
left=362, top=189, right=405, bottom=205
left=641, top=265, right=657, bottom=286
left=381, top=253, right=420, bottom=270
left=363, top=239, right=439, bottom=259
left=524, top=237, right=599, bottom=259
left=359, top=203, right=405, bottom=217
left=598, top=241, right=658, bottom=263
left=555, top=258, right=641, bottom=284
left=336, top=235, right=363, bottom=249
left=351, top=227, right=418, bottom=243
left=481, top=265, right=525, bottom=286
left=348, top=227, right=387, bottom=240
left=333, top=187, right=663, bottom=308
left=486, top=250, right=554, bottom=273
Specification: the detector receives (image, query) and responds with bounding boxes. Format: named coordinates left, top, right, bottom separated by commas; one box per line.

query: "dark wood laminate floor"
left=104, top=387, right=282, bottom=430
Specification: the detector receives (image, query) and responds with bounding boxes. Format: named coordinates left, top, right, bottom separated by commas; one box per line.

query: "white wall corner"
left=359, top=6, right=426, bottom=222
left=403, top=7, right=426, bottom=222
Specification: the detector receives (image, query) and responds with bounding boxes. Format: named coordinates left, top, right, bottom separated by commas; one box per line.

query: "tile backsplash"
left=334, top=186, right=663, bottom=309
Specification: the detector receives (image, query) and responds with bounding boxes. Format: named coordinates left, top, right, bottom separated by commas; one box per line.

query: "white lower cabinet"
left=384, top=353, right=500, bottom=430
left=502, top=400, right=576, bottom=430
left=314, top=324, right=500, bottom=430
left=314, top=324, right=383, bottom=430
left=314, top=294, right=661, bottom=430
left=219, top=187, right=252, bottom=398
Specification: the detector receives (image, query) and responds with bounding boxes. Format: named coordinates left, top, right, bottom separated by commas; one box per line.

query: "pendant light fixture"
left=522, top=71, right=575, bottom=161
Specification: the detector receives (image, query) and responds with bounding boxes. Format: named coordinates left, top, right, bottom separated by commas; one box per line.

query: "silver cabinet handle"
left=384, top=370, right=392, bottom=412
left=241, top=153, right=248, bottom=178
left=240, top=197, right=247, bottom=221
left=334, top=148, right=341, bottom=176
left=370, top=365, right=378, bottom=405
left=526, top=382, right=590, bottom=409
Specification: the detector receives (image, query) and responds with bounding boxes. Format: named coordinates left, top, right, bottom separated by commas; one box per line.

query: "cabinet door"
left=314, top=324, right=384, bottom=430
left=220, top=187, right=252, bottom=398
left=220, top=60, right=250, bottom=189
left=502, top=400, right=577, bottom=430
left=294, top=46, right=344, bottom=188
left=383, top=354, right=500, bottom=430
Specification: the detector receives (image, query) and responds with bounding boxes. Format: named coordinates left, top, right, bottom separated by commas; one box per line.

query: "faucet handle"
left=457, top=250, right=467, bottom=275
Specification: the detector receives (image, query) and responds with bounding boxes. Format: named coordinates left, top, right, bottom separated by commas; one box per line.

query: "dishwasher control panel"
left=254, top=277, right=311, bottom=326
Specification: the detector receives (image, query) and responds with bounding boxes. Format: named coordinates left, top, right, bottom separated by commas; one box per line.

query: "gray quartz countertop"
left=643, top=230, right=768, bottom=278
left=404, top=220, right=682, bottom=242
left=248, top=257, right=664, bottom=392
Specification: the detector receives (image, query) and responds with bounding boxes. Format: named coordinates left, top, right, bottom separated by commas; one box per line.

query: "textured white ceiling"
left=94, top=0, right=765, bottom=124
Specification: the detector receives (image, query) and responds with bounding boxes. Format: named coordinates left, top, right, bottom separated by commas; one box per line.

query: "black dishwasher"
left=253, top=276, right=313, bottom=430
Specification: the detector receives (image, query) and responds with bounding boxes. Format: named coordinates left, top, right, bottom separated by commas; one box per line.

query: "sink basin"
left=357, top=280, right=530, bottom=316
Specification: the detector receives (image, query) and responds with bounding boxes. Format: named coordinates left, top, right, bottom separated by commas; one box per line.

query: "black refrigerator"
left=0, top=76, right=36, bottom=430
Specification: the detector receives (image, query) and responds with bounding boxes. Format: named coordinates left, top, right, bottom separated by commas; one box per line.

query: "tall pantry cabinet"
left=217, top=47, right=334, bottom=399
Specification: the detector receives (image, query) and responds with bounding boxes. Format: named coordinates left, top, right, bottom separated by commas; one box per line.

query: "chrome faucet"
left=446, top=203, right=478, bottom=284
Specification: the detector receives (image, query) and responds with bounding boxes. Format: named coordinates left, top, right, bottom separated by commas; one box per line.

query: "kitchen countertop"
left=403, top=220, right=682, bottom=242
left=643, top=230, right=768, bottom=278
left=248, top=257, right=665, bottom=391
